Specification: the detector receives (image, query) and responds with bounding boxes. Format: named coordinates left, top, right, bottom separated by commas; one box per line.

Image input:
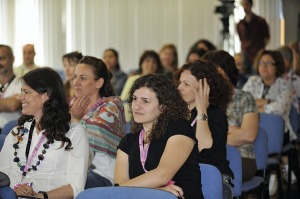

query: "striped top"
left=80, top=96, right=126, bottom=158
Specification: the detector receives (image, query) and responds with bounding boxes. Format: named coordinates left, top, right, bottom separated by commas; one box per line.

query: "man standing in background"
left=14, top=44, right=39, bottom=77
left=237, top=0, right=270, bottom=74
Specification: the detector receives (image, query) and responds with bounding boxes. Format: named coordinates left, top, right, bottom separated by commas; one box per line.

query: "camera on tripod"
left=215, top=0, right=235, bottom=33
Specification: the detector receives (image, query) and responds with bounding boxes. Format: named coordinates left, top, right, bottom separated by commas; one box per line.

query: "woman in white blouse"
left=0, top=67, right=89, bottom=199
left=242, top=50, right=296, bottom=141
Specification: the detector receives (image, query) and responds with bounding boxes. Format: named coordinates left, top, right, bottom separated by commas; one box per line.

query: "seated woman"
left=159, top=44, right=178, bottom=79
left=175, top=60, right=233, bottom=198
left=103, top=48, right=127, bottom=96
left=62, top=51, right=83, bottom=102
left=70, top=56, right=125, bottom=187
left=203, top=50, right=259, bottom=183
left=0, top=67, right=89, bottom=198
left=115, top=74, right=203, bottom=199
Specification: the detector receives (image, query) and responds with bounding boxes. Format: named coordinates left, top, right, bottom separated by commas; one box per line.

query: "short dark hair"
left=137, top=50, right=164, bottom=74
left=62, top=51, right=83, bottom=65
left=104, top=48, right=121, bottom=70
left=186, top=48, right=208, bottom=63
left=190, top=39, right=217, bottom=52
left=0, top=44, right=14, bottom=59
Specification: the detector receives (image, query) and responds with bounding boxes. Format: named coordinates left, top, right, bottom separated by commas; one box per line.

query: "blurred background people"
left=185, top=48, right=207, bottom=63
left=14, top=44, right=39, bottom=77
left=237, top=0, right=270, bottom=75
left=159, top=44, right=178, bottom=79
left=62, top=51, right=83, bottom=103
left=189, top=39, right=217, bottom=52
left=0, top=45, right=21, bottom=131
left=234, top=52, right=249, bottom=88
left=103, top=48, right=127, bottom=96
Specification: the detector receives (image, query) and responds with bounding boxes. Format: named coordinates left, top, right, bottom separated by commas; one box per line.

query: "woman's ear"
left=159, top=105, right=165, bottom=114
left=96, top=78, right=104, bottom=89
left=42, top=93, right=49, bottom=103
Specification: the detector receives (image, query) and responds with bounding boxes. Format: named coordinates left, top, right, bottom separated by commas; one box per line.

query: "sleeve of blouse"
left=167, top=119, right=196, bottom=141
left=264, top=80, right=292, bottom=115
left=243, top=92, right=258, bottom=114
left=65, top=123, right=89, bottom=198
left=117, top=134, right=131, bottom=154
left=0, top=133, right=13, bottom=175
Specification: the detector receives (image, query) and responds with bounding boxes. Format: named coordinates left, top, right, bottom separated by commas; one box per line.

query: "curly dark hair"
left=254, top=49, right=285, bottom=78
left=79, top=56, right=115, bottom=97
left=128, top=74, right=190, bottom=141
left=203, top=50, right=239, bottom=87
left=174, top=60, right=233, bottom=111
left=18, top=67, right=72, bottom=150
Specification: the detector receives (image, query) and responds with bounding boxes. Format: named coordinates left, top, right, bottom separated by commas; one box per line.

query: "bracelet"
left=114, top=183, right=119, bottom=186
left=38, top=191, right=48, bottom=199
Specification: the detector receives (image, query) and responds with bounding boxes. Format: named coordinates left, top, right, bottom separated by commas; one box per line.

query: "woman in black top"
left=175, top=60, right=233, bottom=198
left=115, top=74, right=203, bottom=199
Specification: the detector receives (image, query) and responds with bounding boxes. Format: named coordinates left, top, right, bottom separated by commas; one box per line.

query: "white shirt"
left=0, top=122, right=89, bottom=198
left=0, top=77, right=21, bottom=128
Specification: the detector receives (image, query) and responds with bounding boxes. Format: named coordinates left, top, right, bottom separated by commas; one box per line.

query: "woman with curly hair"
left=115, top=74, right=203, bottom=199
left=70, top=56, right=125, bottom=188
left=175, top=60, right=233, bottom=198
left=0, top=67, right=89, bottom=198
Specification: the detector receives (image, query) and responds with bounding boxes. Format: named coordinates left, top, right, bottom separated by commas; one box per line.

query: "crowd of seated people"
left=0, top=38, right=299, bottom=199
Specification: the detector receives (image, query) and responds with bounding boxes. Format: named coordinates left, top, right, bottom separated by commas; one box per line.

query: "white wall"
left=0, top=0, right=282, bottom=73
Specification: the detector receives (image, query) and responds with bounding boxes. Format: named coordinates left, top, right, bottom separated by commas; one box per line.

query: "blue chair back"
left=200, top=163, right=223, bottom=199
left=0, top=187, right=17, bottom=199
left=254, top=127, right=268, bottom=170
left=226, top=145, right=242, bottom=197
left=76, top=187, right=177, bottom=199
left=1, top=119, right=18, bottom=136
left=289, top=105, right=298, bottom=135
left=259, top=113, right=284, bottom=155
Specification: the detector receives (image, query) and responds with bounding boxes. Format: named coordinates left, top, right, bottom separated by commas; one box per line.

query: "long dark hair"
left=128, top=74, right=190, bottom=141
left=79, top=56, right=115, bottom=97
left=18, top=67, right=72, bottom=150
left=104, top=48, right=121, bottom=70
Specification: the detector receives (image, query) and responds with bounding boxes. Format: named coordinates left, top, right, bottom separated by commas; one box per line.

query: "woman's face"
left=141, top=57, right=158, bottom=75
left=178, top=70, right=198, bottom=108
left=160, top=48, right=174, bottom=70
left=103, top=50, right=118, bottom=71
left=131, top=87, right=161, bottom=129
left=18, top=83, right=48, bottom=121
left=63, top=58, right=77, bottom=81
left=258, top=54, right=277, bottom=81
left=187, top=53, right=201, bottom=63
left=73, top=63, right=103, bottom=98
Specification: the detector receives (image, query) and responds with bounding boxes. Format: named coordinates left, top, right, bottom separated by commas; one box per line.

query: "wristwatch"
left=196, top=113, right=208, bottom=121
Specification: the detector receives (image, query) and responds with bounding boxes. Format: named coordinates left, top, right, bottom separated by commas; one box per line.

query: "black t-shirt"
left=118, top=119, right=204, bottom=199
left=190, top=106, right=234, bottom=178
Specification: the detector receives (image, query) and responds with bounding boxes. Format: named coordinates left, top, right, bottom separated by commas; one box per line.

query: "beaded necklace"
left=12, top=120, right=50, bottom=181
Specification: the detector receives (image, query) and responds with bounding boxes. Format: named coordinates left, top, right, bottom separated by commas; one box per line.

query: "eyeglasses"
left=258, top=61, right=276, bottom=67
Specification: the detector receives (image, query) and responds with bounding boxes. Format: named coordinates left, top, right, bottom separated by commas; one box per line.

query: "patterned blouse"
left=242, top=75, right=296, bottom=140
left=80, top=96, right=126, bottom=157
left=227, top=89, right=258, bottom=159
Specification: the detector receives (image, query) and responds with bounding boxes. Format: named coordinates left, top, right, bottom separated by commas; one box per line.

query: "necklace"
left=12, top=121, right=50, bottom=179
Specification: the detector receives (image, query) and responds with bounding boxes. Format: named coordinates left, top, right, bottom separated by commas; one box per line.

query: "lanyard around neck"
left=139, top=129, right=150, bottom=172
left=25, top=120, right=36, bottom=161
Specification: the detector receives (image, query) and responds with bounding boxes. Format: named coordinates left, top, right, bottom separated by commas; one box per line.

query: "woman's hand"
left=158, top=184, right=184, bottom=198
left=70, top=95, right=91, bottom=120
left=14, top=184, right=36, bottom=196
left=194, top=78, right=210, bottom=114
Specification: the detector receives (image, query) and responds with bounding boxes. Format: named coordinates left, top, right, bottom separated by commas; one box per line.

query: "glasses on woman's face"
left=258, top=61, right=276, bottom=68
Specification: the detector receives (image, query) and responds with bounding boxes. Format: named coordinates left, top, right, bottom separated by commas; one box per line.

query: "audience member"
left=234, top=52, right=249, bottom=88
left=115, top=74, right=203, bottom=199
left=0, top=67, right=89, bottom=198
left=189, top=39, right=217, bottom=52
left=288, top=41, right=300, bottom=76
left=62, top=51, right=83, bottom=103
left=121, top=50, right=163, bottom=122
left=175, top=60, right=233, bottom=198
left=14, top=44, right=39, bottom=77
left=103, top=48, right=127, bottom=96
left=70, top=56, right=125, bottom=187
left=204, top=50, right=259, bottom=183
left=185, top=48, right=207, bottom=63
left=237, top=0, right=270, bottom=74
left=159, top=44, right=178, bottom=79
left=0, top=45, right=21, bottom=131
left=242, top=49, right=295, bottom=195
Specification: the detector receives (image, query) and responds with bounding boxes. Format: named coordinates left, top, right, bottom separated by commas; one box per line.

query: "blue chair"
left=76, top=187, right=177, bottom=199
left=1, top=119, right=18, bottom=136
left=0, top=186, right=17, bottom=199
left=242, top=127, right=268, bottom=198
left=200, top=163, right=223, bottom=199
left=259, top=113, right=284, bottom=199
left=226, top=145, right=242, bottom=197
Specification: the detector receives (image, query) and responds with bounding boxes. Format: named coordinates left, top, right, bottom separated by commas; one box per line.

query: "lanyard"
left=191, top=118, right=197, bottom=127
left=25, top=120, right=36, bottom=161
left=139, top=129, right=150, bottom=172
